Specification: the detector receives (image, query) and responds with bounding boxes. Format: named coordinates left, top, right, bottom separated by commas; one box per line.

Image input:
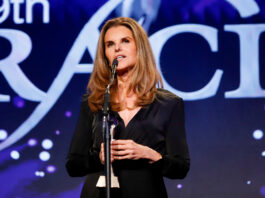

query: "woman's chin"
left=116, top=65, right=134, bottom=76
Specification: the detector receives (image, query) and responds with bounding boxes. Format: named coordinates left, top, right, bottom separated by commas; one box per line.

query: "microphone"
left=110, top=59, right=118, bottom=85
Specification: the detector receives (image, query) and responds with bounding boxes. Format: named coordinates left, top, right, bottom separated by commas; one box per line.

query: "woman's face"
left=104, top=25, right=137, bottom=71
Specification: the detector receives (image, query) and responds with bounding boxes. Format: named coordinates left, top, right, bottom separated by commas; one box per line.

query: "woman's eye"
left=106, top=42, right=114, bottom=47
left=122, top=39, right=129, bottom=43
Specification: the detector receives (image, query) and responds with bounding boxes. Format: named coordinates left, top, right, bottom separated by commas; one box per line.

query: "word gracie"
left=0, top=0, right=264, bottom=151
left=0, top=0, right=50, bottom=24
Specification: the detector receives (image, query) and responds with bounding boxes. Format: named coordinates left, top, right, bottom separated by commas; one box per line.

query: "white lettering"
left=0, top=0, right=10, bottom=23
left=150, top=24, right=223, bottom=100
left=11, top=0, right=24, bottom=24
left=26, top=0, right=50, bottom=24
left=226, top=0, right=259, bottom=18
left=225, top=24, right=265, bottom=98
left=0, top=29, right=46, bottom=102
left=0, top=0, right=50, bottom=24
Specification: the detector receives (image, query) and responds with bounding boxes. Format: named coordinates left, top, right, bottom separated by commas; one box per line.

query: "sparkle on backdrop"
left=13, top=96, right=25, bottom=108
left=46, top=165, right=57, bottom=173
left=28, top=138, right=38, bottom=147
left=55, top=130, right=61, bottom=135
left=42, top=139, right=53, bottom=150
left=253, top=129, right=264, bottom=140
left=177, top=184, right=183, bottom=189
left=0, top=129, right=8, bottom=140
left=35, top=171, right=45, bottom=177
left=10, top=150, right=20, bottom=160
left=39, top=151, right=51, bottom=161
left=65, top=111, right=72, bottom=118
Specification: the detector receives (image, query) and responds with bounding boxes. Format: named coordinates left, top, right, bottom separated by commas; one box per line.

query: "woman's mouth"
left=116, top=55, right=125, bottom=61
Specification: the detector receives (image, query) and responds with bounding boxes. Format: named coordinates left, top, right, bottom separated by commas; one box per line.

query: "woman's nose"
left=115, top=43, right=121, bottom=52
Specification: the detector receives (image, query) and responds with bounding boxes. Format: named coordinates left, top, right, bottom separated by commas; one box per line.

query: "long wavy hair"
left=87, top=17, right=163, bottom=112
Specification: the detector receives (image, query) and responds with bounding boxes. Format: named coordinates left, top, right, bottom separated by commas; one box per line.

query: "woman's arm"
left=157, top=97, right=190, bottom=179
left=65, top=100, right=103, bottom=177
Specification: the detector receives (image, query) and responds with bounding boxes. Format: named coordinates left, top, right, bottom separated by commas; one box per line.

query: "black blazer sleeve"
left=154, top=97, right=190, bottom=179
left=65, top=100, right=103, bottom=177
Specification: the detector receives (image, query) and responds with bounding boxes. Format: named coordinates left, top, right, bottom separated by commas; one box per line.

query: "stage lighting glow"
left=65, top=110, right=72, bottom=118
left=39, top=151, right=50, bottom=161
left=55, top=130, right=61, bottom=135
left=177, top=184, right=183, bottom=189
left=253, top=129, right=263, bottom=140
left=28, top=138, right=38, bottom=147
left=46, top=165, right=56, bottom=173
left=260, top=186, right=265, bottom=197
left=262, top=151, right=265, bottom=157
left=41, top=139, right=53, bottom=150
left=10, top=150, right=20, bottom=160
left=35, top=171, right=45, bottom=177
left=39, top=171, right=45, bottom=177
left=13, top=96, right=25, bottom=108
left=247, top=180, right=251, bottom=185
left=0, top=129, right=8, bottom=140
left=35, top=171, right=39, bottom=176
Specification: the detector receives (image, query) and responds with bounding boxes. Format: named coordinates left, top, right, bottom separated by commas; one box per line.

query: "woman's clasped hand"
left=99, top=140, right=162, bottom=164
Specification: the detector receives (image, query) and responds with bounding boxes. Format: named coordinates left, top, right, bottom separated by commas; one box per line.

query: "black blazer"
left=66, top=89, right=190, bottom=198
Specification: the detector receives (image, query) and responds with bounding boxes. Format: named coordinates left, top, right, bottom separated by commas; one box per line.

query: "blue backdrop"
left=0, top=0, right=265, bottom=197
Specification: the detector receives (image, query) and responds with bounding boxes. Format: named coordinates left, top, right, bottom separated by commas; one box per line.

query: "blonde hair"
left=87, top=17, right=163, bottom=112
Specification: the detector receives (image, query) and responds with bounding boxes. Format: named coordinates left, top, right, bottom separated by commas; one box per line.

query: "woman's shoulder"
left=79, top=94, right=94, bottom=114
left=155, top=88, right=183, bottom=104
left=154, top=89, right=184, bottom=114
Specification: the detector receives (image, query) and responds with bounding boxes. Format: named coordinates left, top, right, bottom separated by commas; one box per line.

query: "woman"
left=65, top=17, right=190, bottom=198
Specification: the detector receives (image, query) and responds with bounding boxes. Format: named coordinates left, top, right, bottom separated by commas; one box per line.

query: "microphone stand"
left=102, top=59, right=118, bottom=198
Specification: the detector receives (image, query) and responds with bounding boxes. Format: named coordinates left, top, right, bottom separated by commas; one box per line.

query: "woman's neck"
left=116, top=66, right=132, bottom=93
left=116, top=69, right=138, bottom=109
left=117, top=80, right=130, bottom=100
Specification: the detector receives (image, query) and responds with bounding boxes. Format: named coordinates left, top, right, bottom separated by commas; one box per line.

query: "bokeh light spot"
left=0, top=129, right=8, bottom=140
left=65, top=110, right=72, bottom=118
left=35, top=171, right=40, bottom=176
left=28, top=138, right=38, bottom=147
left=42, top=139, right=53, bottom=150
left=39, top=171, right=45, bottom=177
left=35, top=171, right=45, bottom=177
left=13, top=96, right=25, bottom=108
left=39, top=151, right=50, bottom=161
left=55, top=130, right=61, bottom=135
left=177, top=184, right=183, bottom=189
left=46, top=165, right=56, bottom=173
left=10, top=150, right=20, bottom=160
left=247, top=180, right=251, bottom=185
left=253, top=129, right=263, bottom=140
left=262, top=151, right=265, bottom=157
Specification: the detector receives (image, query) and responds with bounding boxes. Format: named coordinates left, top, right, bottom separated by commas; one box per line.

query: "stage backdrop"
left=0, top=0, right=265, bottom=197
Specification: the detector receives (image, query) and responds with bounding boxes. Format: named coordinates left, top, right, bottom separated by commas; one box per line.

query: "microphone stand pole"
left=102, top=59, right=118, bottom=198
left=102, top=85, right=111, bottom=198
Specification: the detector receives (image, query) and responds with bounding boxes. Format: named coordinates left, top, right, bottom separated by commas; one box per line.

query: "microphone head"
left=112, top=59, right=118, bottom=67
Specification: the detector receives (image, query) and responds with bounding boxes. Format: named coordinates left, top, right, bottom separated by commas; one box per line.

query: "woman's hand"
left=99, top=143, right=115, bottom=165
left=111, top=139, right=162, bottom=164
